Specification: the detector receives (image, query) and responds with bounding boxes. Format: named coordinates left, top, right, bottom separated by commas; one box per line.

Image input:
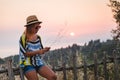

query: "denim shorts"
left=23, top=64, right=45, bottom=74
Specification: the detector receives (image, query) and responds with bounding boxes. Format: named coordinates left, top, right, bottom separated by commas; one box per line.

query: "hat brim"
left=25, top=21, right=42, bottom=27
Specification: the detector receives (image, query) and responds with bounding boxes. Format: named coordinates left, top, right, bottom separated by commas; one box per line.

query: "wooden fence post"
left=52, top=52, right=55, bottom=72
left=7, top=59, right=15, bottom=80
left=94, top=53, right=98, bottom=80
left=103, top=52, right=108, bottom=80
left=83, top=56, right=88, bottom=80
left=113, top=50, right=119, bottom=80
left=19, top=67, right=25, bottom=80
left=72, top=52, right=78, bottom=80
left=62, top=49, right=67, bottom=80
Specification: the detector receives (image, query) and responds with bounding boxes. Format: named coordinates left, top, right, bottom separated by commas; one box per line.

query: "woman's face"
left=28, top=23, right=41, bottom=34
left=33, top=23, right=41, bottom=33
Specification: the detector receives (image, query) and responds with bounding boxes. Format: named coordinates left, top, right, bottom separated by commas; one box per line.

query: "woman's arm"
left=25, top=47, right=50, bottom=57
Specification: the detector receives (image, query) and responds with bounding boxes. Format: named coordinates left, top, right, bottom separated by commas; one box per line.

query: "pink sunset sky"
left=0, top=0, right=117, bottom=58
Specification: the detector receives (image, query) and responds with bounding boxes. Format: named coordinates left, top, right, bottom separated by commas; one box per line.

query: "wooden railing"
left=0, top=53, right=120, bottom=80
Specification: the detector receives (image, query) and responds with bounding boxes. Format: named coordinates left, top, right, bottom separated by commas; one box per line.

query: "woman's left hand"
left=43, top=47, right=50, bottom=52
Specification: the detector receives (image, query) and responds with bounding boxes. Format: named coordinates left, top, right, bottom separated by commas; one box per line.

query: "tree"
left=109, top=0, right=120, bottom=40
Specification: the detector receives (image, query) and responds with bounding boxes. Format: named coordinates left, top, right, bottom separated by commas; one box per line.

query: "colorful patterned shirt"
left=19, top=34, right=43, bottom=67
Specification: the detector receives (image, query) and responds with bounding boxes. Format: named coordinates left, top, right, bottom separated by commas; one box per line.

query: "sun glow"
left=70, top=32, right=75, bottom=36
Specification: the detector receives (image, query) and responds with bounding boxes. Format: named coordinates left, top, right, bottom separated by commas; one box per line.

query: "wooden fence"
left=0, top=52, right=120, bottom=80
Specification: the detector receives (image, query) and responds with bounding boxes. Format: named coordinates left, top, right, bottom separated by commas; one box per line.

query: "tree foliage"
left=109, top=0, right=120, bottom=40
left=0, top=39, right=119, bottom=66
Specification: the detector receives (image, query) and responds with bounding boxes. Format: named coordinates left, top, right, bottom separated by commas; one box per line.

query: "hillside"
left=0, top=39, right=119, bottom=66
left=0, top=58, right=5, bottom=64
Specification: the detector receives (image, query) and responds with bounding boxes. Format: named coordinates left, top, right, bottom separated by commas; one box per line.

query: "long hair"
left=23, top=24, right=35, bottom=39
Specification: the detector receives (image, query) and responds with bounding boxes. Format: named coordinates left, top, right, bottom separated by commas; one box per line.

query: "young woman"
left=19, top=15, right=57, bottom=80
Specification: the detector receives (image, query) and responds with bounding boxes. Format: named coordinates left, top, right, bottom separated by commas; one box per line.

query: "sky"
left=0, top=0, right=117, bottom=58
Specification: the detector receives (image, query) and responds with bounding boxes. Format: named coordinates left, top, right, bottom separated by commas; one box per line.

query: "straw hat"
left=25, top=15, right=42, bottom=26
